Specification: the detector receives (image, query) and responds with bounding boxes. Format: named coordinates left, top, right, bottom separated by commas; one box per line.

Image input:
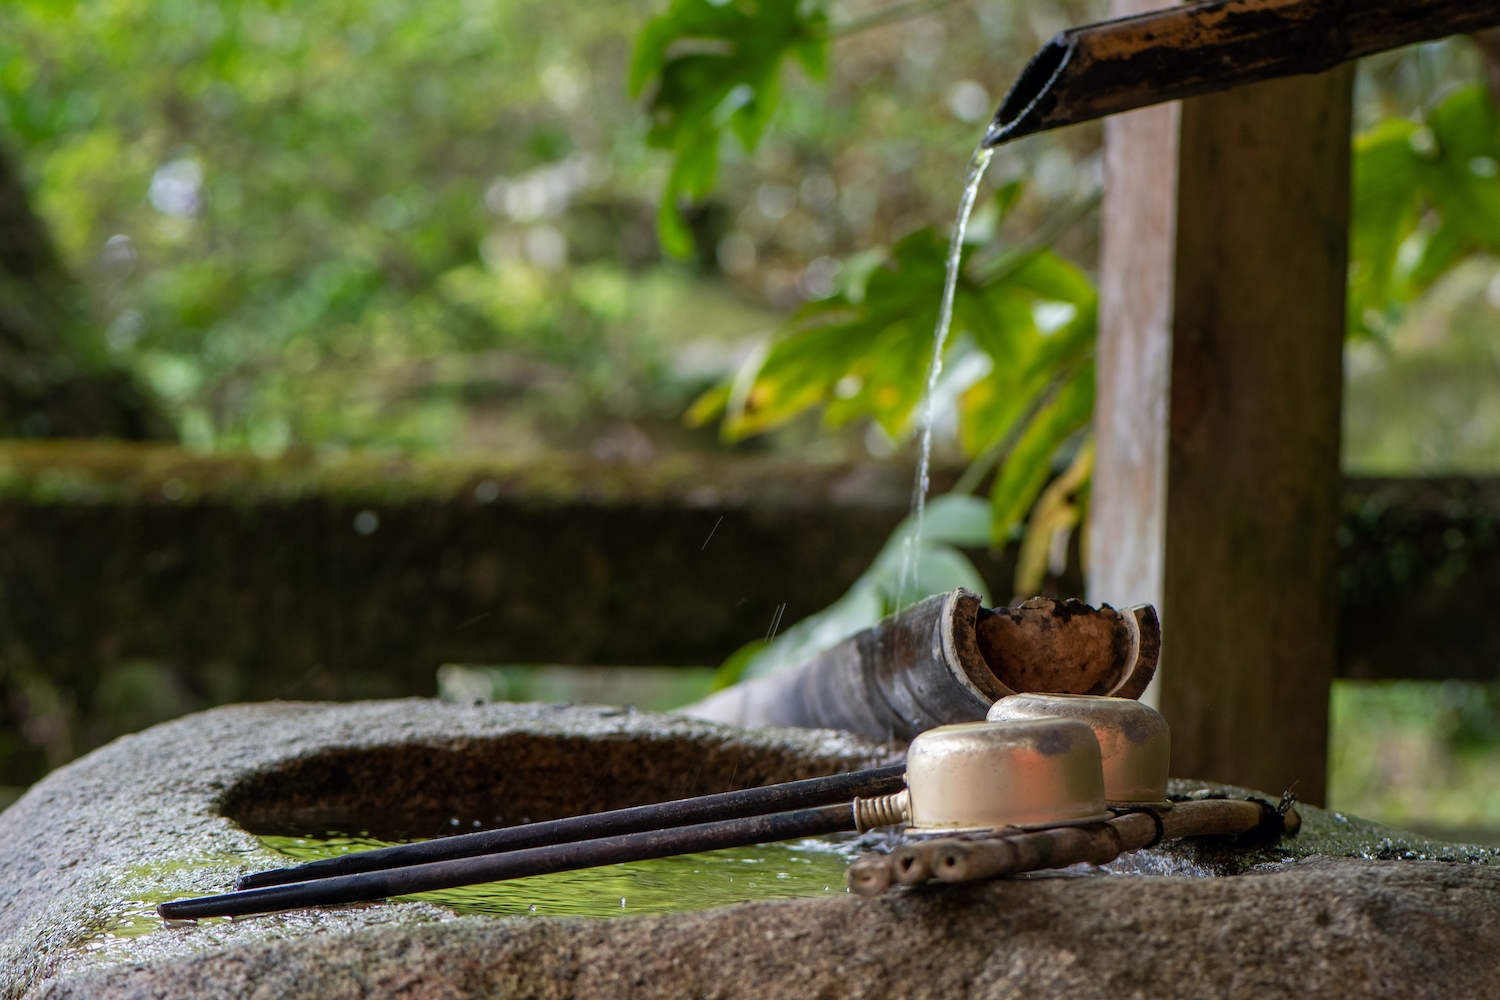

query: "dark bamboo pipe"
left=237, top=764, right=906, bottom=890
left=160, top=803, right=857, bottom=920
left=683, top=589, right=1159, bottom=738
left=984, top=0, right=1500, bottom=147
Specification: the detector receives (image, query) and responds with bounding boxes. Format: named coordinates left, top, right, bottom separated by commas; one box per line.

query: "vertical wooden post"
left=1087, top=0, right=1354, bottom=808
left=1161, top=69, right=1353, bottom=806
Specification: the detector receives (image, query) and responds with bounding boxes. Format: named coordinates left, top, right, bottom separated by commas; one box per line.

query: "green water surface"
left=260, top=834, right=857, bottom=918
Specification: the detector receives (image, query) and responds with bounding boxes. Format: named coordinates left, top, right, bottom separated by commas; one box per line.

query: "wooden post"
left=1088, top=2, right=1353, bottom=806
left=1161, top=69, right=1353, bottom=806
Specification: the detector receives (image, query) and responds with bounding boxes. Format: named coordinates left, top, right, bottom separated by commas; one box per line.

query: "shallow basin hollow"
left=219, top=731, right=848, bottom=839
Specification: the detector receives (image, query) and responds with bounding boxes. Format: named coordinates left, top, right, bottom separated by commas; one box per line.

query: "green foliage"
left=632, top=0, right=1103, bottom=587
left=1012, top=436, right=1090, bottom=598
left=631, top=0, right=828, bottom=257
left=1329, top=678, right=1500, bottom=831
left=694, top=226, right=985, bottom=438
left=2, top=0, right=1089, bottom=464
left=959, top=249, right=1095, bottom=542
left=690, top=189, right=1097, bottom=558
left=1350, top=86, right=1500, bottom=338
left=0, top=0, right=751, bottom=456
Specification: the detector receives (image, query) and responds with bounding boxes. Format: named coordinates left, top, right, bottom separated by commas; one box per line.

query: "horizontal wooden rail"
left=0, top=442, right=1496, bottom=785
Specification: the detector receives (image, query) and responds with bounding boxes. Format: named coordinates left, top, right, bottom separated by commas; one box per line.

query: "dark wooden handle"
left=849, top=798, right=1301, bottom=893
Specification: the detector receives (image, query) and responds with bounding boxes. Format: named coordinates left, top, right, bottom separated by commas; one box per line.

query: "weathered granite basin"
left=3, top=699, right=1499, bottom=999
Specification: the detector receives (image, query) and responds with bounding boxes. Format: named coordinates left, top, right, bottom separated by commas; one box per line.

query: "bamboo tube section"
left=984, top=0, right=1500, bottom=147
left=846, top=797, right=1301, bottom=896
left=681, top=590, right=1160, bottom=739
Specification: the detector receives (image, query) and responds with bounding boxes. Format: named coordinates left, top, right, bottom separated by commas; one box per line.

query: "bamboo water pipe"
left=985, top=0, right=1500, bottom=148
left=682, top=589, right=1159, bottom=739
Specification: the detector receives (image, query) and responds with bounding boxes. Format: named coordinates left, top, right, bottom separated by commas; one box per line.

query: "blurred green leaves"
left=1351, top=86, right=1500, bottom=338
left=681, top=77, right=1500, bottom=614
left=692, top=226, right=986, bottom=439
left=631, top=0, right=828, bottom=257
left=690, top=183, right=1097, bottom=557
left=0, top=0, right=744, bottom=455
left=733, top=492, right=991, bottom=681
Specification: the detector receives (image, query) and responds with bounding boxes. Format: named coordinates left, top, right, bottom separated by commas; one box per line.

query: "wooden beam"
left=1160, top=67, right=1355, bottom=807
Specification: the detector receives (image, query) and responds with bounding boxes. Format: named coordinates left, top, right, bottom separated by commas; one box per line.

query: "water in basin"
left=259, top=833, right=859, bottom=918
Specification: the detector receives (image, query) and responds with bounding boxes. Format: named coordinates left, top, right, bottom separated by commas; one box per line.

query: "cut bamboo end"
left=983, top=0, right=1500, bottom=147
left=931, top=838, right=1019, bottom=883
left=890, top=843, right=935, bottom=886
left=846, top=854, right=893, bottom=897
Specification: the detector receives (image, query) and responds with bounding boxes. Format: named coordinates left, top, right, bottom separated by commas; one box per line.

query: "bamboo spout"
left=984, top=0, right=1500, bottom=147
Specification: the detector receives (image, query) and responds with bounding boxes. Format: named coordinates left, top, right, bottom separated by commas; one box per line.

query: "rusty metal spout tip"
left=982, top=35, right=1071, bottom=148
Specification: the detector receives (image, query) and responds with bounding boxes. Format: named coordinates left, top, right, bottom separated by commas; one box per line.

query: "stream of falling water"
left=899, top=143, right=994, bottom=606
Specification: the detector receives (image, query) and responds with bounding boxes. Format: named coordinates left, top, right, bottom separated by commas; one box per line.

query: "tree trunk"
left=0, top=143, right=166, bottom=439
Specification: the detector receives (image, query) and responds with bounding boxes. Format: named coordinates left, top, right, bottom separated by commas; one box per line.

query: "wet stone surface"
left=3, top=699, right=1499, bottom=999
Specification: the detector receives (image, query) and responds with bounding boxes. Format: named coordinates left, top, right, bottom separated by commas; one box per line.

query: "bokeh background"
left=2, top=0, right=1500, bottom=841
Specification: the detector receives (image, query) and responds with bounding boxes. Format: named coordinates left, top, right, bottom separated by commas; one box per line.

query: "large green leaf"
left=1420, top=87, right=1500, bottom=254
left=693, top=226, right=995, bottom=439
left=688, top=206, right=1102, bottom=553
left=630, top=0, right=827, bottom=257
left=1349, top=119, right=1421, bottom=335
left=693, top=223, right=1099, bottom=453
left=958, top=251, right=1095, bottom=463
left=987, top=360, right=1094, bottom=546
left=1348, top=86, right=1500, bottom=336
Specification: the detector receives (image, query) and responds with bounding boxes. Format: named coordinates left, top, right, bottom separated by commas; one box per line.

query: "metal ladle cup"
left=904, top=717, right=1110, bottom=832
left=986, top=693, right=1170, bottom=806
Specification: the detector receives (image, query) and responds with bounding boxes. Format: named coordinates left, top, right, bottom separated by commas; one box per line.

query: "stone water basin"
left=3, top=699, right=1500, bottom=999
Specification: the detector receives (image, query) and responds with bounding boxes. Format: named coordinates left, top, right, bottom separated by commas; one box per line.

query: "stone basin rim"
left=4, top=699, right=1500, bottom=1000
left=216, top=721, right=906, bottom=840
